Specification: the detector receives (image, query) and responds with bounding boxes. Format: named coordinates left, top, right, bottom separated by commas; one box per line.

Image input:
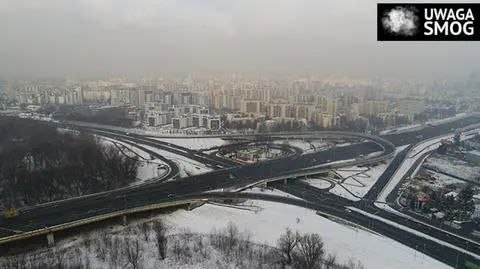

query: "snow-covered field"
left=274, top=139, right=330, bottom=154
left=5, top=199, right=452, bottom=269
left=136, top=162, right=165, bottom=183
left=329, top=185, right=362, bottom=201
left=150, top=137, right=228, bottom=150
left=302, top=177, right=334, bottom=190
left=139, top=144, right=213, bottom=178
left=329, top=164, right=388, bottom=201
left=422, top=170, right=467, bottom=189
left=324, top=145, right=410, bottom=201
left=99, top=137, right=168, bottom=184
left=166, top=200, right=451, bottom=269
left=241, top=187, right=305, bottom=200
left=424, top=154, right=480, bottom=182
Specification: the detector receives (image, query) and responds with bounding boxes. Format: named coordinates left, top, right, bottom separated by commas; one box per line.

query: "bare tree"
left=95, top=235, right=108, bottom=262
left=82, top=234, right=92, bottom=252
left=140, top=222, right=150, bottom=241
left=3, top=255, right=20, bottom=269
left=294, top=233, right=324, bottom=269
left=152, top=219, right=168, bottom=260
left=109, top=236, right=122, bottom=269
left=171, top=237, right=183, bottom=261
left=324, top=253, right=337, bottom=269
left=193, top=235, right=209, bottom=260
left=226, top=221, right=239, bottom=250
left=343, top=258, right=365, bottom=269
left=83, top=248, right=91, bottom=269
left=238, top=229, right=253, bottom=261
left=125, top=237, right=142, bottom=269
left=55, top=251, right=67, bottom=269
left=0, top=117, right=139, bottom=207
left=44, top=249, right=56, bottom=269
left=277, top=228, right=298, bottom=267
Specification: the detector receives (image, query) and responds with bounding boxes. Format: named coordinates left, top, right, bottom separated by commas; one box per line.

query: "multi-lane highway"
left=2, top=115, right=480, bottom=267
left=0, top=131, right=389, bottom=234
left=0, top=123, right=397, bottom=245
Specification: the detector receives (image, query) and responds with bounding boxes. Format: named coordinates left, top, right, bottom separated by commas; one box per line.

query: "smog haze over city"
left=0, top=0, right=479, bottom=79
left=2, top=1, right=480, bottom=269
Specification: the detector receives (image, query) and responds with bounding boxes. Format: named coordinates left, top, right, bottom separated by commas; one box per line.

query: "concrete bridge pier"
left=46, top=232, right=55, bottom=247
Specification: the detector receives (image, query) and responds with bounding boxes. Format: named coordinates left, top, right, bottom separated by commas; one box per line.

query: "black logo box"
left=377, top=3, right=480, bottom=41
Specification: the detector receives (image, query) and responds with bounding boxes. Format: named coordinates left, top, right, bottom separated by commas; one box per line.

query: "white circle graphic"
left=382, top=6, right=419, bottom=36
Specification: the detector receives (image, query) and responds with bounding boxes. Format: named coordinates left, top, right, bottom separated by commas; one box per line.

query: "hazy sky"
left=0, top=0, right=478, bottom=79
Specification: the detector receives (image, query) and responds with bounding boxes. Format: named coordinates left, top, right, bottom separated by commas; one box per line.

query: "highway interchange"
left=2, top=115, right=480, bottom=267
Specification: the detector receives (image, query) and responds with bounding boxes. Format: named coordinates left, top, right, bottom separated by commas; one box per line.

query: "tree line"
left=0, top=220, right=366, bottom=269
left=0, top=116, right=139, bottom=207
left=50, top=104, right=134, bottom=127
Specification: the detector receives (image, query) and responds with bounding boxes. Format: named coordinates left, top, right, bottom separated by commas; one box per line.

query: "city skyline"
left=1, top=0, right=479, bottom=79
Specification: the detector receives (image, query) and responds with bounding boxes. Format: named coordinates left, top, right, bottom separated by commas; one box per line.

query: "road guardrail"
left=0, top=199, right=206, bottom=245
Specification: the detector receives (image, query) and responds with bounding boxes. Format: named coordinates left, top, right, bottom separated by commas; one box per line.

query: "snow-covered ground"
left=274, top=139, right=330, bottom=154
left=166, top=200, right=452, bottom=269
left=422, top=171, right=467, bottom=189
left=348, top=206, right=480, bottom=261
left=241, top=187, right=306, bottom=200
left=335, top=142, right=353, bottom=148
left=377, top=129, right=480, bottom=204
left=331, top=164, right=388, bottom=200
left=379, top=113, right=469, bottom=135
left=98, top=137, right=168, bottom=184
left=139, top=144, right=213, bottom=178
left=7, top=199, right=453, bottom=269
left=149, top=137, right=228, bottom=150
left=302, top=177, right=334, bottom=190
left=329, top=185, right=362, bottom=201
left=57, top=127, right=84, bottom=136
left=326, top=145, right=410, bottom=201
left=136, top=162, right=165, bottom=183
left=424, top=154, right=480, bottom=182
left=409, top=131, right=479, bottom=158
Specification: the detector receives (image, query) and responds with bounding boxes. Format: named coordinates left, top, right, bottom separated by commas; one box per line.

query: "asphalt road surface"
left=2, top=116, right=477, bottom=238
left=1, top=115, right=480, bottom=267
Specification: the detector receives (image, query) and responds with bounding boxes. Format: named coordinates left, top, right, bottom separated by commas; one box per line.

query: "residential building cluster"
left=0, top=74, right=477, bottom=131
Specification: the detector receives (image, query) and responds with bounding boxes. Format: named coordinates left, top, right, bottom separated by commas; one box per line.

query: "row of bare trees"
left=277, top=228, right=364, bottom=269
left=0, top=220, right=365, bottom=269
left=0, top=219, right=168, bottom=269
left=0, top=116, right=139, bottom=207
